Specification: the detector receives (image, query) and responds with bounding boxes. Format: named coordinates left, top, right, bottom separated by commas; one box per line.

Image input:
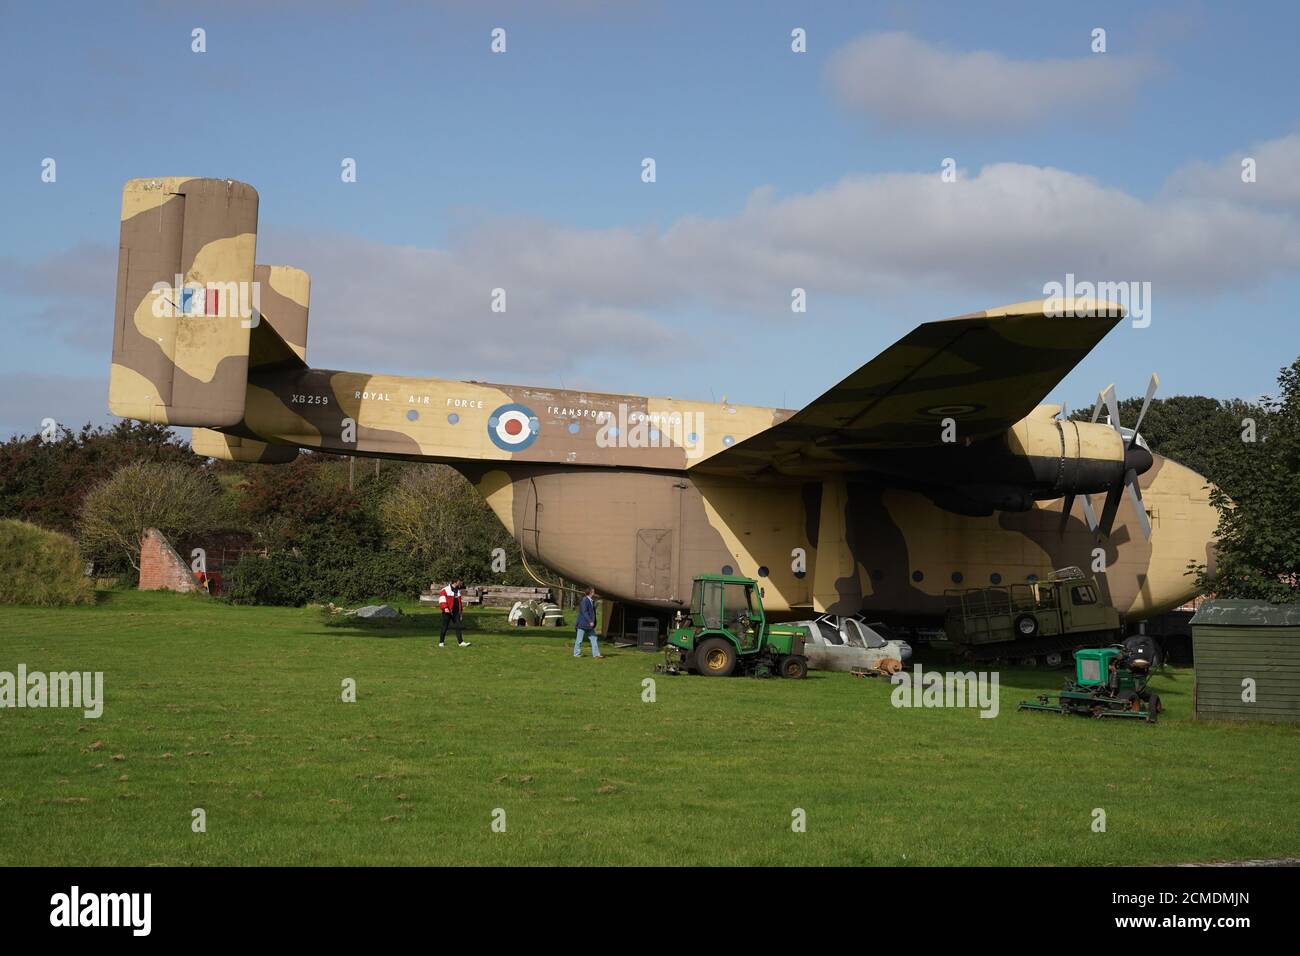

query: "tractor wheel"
left=779, top=655, right=808, bottom=680
left=695, top=638, right=737, bottom=677
left=1014, top=614, right=1040, bottom=638
left=1145, top=693, right=1163, bottom=723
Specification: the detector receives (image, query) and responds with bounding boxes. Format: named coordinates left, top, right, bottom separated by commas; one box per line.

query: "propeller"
left=1064, top=374, right=1159, bottom=540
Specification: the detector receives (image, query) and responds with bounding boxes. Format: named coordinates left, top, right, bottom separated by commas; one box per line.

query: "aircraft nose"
left=1121, top=453, right=1220, bottom=618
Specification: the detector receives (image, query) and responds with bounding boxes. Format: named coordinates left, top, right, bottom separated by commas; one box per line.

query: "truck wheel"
left=695, top=638, right=737, bottom=677
left=779, top=655, right=808, bottom=680
left=1014, top=614, right=1039, bottom=638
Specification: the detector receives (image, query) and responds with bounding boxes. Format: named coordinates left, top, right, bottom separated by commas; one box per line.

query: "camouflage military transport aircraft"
left=109, top=178, right=1217, bottom=625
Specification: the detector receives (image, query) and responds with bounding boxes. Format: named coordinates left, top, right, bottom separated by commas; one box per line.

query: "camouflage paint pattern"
left=110, top=178, right=258, bottom=427
left=249, top=264, right=309, bottom=369
left=108, top=178, right=1219, bottom=625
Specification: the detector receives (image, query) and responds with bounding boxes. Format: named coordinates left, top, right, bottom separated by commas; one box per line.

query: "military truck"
left=663, top=574, right=809, bottom=678
left=942, top=566, right=1122, bottom=666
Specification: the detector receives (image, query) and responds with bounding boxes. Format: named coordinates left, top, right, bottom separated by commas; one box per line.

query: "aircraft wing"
left=692, top=299, right=1123, bottom=478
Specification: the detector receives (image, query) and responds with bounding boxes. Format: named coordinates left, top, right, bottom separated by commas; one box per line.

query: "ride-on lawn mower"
left=1018, top=635, right=1164, bottom=722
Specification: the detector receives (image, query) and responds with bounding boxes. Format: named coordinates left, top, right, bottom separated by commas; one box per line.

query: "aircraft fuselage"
left=222, top=365, right=1216, bottom=622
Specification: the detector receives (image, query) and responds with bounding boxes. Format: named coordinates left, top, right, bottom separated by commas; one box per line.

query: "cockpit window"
left=858, top=624, right=887, bottom=649
left=815, top=620, right=842, bottom=645
left=841, top=619, right=866, bottom=648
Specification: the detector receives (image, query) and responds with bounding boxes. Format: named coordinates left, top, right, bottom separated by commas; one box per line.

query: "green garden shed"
left=1189, top=599, right=1300, bottom=722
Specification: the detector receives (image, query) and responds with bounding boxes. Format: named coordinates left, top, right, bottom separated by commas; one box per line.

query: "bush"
left=282, top=515, right=428, bottom=606
left=0, top=519, right=93, bottom=605
left=222, top=552, right=311, bottom=606
left=378, top=464, right=526, bottom=584
left=222, top=543, right=426, bottom=606
left=79, top=460, right=222, bottom=572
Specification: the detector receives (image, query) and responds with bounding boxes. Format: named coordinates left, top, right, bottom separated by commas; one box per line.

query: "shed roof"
left=1190, top=599, right=1300, bottom=627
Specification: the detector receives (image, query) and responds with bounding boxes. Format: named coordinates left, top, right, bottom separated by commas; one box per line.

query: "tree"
left=234, top=453, right=370, bottom=551
left=0, top=421, right=200, bottom=537
left=79, top=460, right=222, bottom=571
left=1192, top=358, right=1300, bottom=602
left=1068, top=394, right=1263, bottom=491
left=379, top=464, right=524, bottom=584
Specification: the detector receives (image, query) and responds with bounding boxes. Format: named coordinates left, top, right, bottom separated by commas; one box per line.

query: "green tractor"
left=1018, top=635, right=1164, bottom=722
left=662, top=574, right=810, bottom=679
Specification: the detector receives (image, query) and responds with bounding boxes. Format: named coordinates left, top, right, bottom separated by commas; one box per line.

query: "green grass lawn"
left=1, top=590, right=1297, bottom=866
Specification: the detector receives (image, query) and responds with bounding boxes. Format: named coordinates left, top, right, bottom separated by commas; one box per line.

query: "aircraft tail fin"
left=249, top=264, right=310, bottom=371
left=110, top=177, right=259, bottom=427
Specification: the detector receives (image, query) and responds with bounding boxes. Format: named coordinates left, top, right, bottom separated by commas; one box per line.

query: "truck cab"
left=1059, top=578, right=1108, bottom=632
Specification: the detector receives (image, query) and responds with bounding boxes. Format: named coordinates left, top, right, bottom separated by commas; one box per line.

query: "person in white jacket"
left=437, top=578, right=471, bottom=648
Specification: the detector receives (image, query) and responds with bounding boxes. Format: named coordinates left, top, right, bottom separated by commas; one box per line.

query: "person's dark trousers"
left=439, top=611, right=462, bottom=644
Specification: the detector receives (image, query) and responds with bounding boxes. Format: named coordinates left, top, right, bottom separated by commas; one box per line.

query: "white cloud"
left=825, top=31, right=1153, bottom=130
left=678, top=162, right=1300, bottom=295
left=6, top=135, right=1300, bottom=387
left=254, top=151, right=1300, bottom=377
left=254, top=223, right=679, bottom=379
left=1163, top=132, right=1300, bottom=208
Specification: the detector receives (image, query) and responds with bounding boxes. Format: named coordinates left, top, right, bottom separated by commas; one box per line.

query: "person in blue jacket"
left=573, top=586, right=603, bottom=659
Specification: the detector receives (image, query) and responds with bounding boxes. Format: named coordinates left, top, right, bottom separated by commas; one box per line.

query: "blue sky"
left=2, top=0, right=1299, bottom=438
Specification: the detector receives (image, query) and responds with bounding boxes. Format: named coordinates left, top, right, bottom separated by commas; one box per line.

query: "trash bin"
left=637, top=617, right=661, bottom=651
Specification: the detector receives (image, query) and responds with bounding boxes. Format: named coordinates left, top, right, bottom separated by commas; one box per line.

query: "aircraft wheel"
left=1044, top=651, right=1064, bottom=667
left=1018, top=656, right=1039, bottom=667
left=695, top=638, right=737, bottom=677
left=778, top=655, right=808, bottom=680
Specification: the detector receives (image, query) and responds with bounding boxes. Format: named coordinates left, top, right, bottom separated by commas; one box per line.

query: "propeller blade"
left=1130, top=372, right=1160, bottom=440
left=1103, top=384, right=1122, bottom=436
left=1097, top=480, right=1125, bottom=540
left=1089, top=387, right=1109, bottom=424
left=1126, top=478, right=1152, bottom=540
left=1080, top=493, right=1099, bottom=532
left=1059, top=401, right=1068, bottom=421
left=1059, top=492, right=1076, bottom=534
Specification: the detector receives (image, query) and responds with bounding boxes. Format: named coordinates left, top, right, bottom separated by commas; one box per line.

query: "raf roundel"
left=487, top=403, right=540, bottom=451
